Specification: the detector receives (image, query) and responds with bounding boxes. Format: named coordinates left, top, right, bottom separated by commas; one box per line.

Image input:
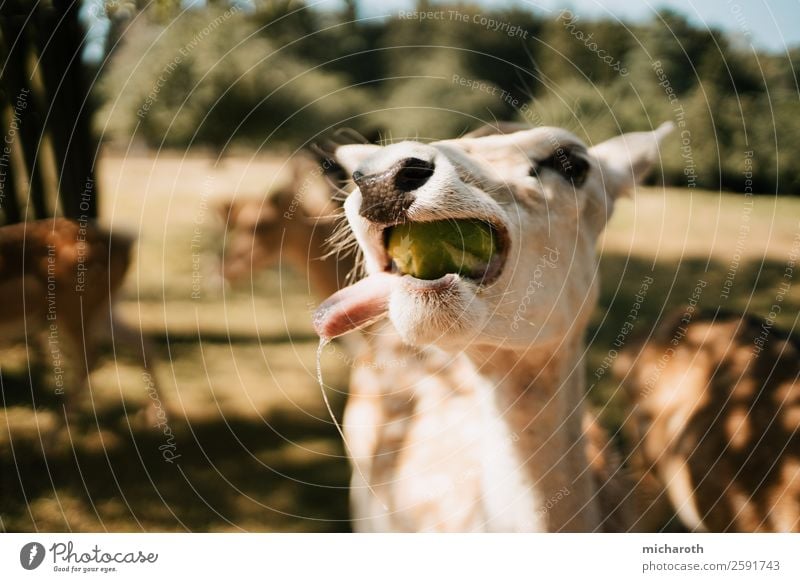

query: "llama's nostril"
left=355, top=157, right=435, bottom=224
left=394, top=158, right=434, bottom=192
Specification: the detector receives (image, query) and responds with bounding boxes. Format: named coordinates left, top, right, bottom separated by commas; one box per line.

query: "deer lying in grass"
left=618, top=310, right=800, bottom=532
left=312, top=122, right=674, bottom=531
left=219, top=153, right=355, bottom=299
left=0, top=218, right=157, bottom=421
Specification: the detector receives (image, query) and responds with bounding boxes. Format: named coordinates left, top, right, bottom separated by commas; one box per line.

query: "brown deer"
left=218, top=153, right=356, bottom=299
left=0, top=218, right=158, bottom=420
left=618, top=310, right=800, bottom=532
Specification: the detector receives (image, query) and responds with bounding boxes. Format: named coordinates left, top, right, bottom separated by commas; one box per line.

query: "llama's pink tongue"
left=312, top=272, right=394, bottom=339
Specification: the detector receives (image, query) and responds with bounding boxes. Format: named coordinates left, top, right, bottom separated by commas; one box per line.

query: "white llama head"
left=319, top=123, right=673, bottom=349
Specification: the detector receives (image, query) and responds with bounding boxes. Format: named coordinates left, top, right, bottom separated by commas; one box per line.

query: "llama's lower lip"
left=399, top=272, right=459, bottom=292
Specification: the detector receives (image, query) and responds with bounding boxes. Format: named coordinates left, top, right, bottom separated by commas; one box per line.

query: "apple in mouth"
left=313, top=218, right=507, bottom=340
left=385, top=219, right=504, bottom=284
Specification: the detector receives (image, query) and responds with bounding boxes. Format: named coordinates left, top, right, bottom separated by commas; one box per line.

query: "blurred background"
left=0, top=0, right=798, bottom=532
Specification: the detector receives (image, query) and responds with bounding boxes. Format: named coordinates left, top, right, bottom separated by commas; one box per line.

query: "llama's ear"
left=589, top=122, right=674, bottom=194
left=334, top=144, right=380, bottom=175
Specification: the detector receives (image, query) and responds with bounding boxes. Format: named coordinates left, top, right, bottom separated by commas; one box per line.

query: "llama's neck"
left=466, top=334, right=601, bottom=532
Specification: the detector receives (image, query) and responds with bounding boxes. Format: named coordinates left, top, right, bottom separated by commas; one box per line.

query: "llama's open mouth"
left=312, top=215, right=510, bottom=340
left=381, top=219, right=508, bottom=287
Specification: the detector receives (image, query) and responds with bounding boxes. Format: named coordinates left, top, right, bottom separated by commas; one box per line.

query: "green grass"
left=1, top=154, right=798, bottom=531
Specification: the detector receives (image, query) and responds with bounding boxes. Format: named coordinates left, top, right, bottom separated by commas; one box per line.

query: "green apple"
left=387, top=219, right=496, bottom=280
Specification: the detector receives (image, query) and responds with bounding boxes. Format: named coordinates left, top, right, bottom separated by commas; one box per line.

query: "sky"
left=82, top=0, right=800, bottom=62
left=347, top=0, right=800, bottom=53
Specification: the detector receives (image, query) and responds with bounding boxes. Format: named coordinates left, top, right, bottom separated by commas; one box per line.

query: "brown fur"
left=583, top=413, right=636, bottom=531
left=619, top=310, right=800, bottom=532
left=0, top=218, right=157, bottom=418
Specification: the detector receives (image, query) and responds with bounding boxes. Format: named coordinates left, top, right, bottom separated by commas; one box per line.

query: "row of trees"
left=94, top=0, right=800, bottom=194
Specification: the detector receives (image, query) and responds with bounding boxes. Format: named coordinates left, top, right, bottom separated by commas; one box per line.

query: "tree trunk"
left=35, top=0, right=98, bottom=220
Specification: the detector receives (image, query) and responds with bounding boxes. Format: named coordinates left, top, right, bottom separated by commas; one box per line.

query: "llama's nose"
left=353, top=157, right=435, bottom=224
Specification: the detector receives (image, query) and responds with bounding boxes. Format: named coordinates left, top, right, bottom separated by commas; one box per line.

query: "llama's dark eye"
left=529, top=147, right=590, bottom=187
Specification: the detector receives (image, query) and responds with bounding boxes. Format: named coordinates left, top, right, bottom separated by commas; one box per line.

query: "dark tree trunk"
left=0, top=20, right=50, bottom=219
left=35, top=0, right=98, bottom=220
left=0, top=0, right=98, bottom=224
left=0, top=106, right=22, bottom=224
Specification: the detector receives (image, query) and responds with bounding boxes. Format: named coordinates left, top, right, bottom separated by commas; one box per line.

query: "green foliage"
left=95, top=7, right=372, bottom=148
left=93, top=1, right=800, bottom=193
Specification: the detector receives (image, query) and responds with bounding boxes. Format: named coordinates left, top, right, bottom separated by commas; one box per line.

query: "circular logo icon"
left=19, top=542, right=45, bottom=570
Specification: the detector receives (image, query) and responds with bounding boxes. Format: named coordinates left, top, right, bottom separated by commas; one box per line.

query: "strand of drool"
left=316, top=338, right=388, bottom=511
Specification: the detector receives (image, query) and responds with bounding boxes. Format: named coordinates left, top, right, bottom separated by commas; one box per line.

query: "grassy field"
left=1, top=152, right=799, bottom=532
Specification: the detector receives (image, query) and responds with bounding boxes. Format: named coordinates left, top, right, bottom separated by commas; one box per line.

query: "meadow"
left=1, top=152, right=798, bottom=532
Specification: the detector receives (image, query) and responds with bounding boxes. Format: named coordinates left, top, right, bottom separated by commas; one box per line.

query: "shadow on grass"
left=1, top=253, right=796, bottom=532
left=0, top=374, right=351, bottom=532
